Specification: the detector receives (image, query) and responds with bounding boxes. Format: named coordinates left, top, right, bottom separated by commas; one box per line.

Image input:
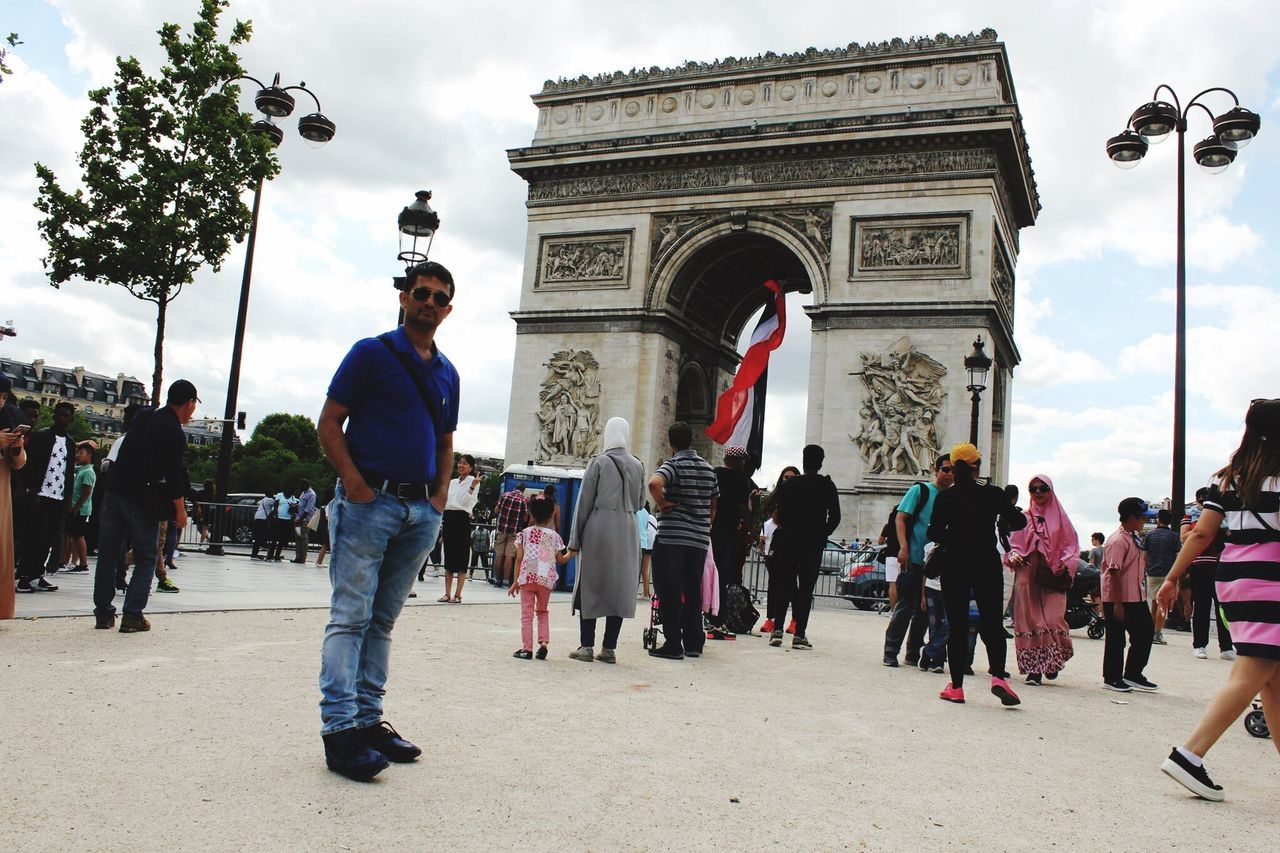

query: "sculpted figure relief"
left=860, top=224, right=960, bottom=269
left=542, top=238, right=627, bottom=282
left=535, top=349, right=602, bottom=463
left=850, top=336, right=947, bottom=476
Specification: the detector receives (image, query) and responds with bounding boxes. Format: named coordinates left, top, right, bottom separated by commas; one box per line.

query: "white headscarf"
left=602, top=416, right=630, bottom=452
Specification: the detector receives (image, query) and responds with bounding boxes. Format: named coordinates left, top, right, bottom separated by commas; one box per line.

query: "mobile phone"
left=12, top=424, right=31, bottom=434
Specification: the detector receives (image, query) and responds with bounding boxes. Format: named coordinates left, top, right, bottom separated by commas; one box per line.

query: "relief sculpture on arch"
left=534, top=349, right=602, bottom=465
left=851, top=336, right=947, bottom=477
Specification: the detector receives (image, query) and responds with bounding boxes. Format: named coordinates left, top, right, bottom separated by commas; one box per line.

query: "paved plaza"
left=3, top=550, right=1278, bottom=851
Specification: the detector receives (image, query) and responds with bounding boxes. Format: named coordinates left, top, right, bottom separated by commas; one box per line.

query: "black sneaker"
left=648, top=644, right=684, bottom=660
left=685, top=649, right=702, bottom=658
left=15, top=579, right=35, bottom=593
left=534, top=645, right=548, bottom=660
left=882, top=655, right=899, bottom=667
left=155, top=577, right=179, bottom=593
left=323, top=729, right=389, bottom=781
left=1103, top=679, right=1133, bottom=692
left=1124, top=675, right=1159, bottom=692
left=34, top=577, right=59, bottom=591
left=513, top=649, right=533, bottom=660
left=1161, top=748, right=1224, bottom=801
left=359, top=721, right=421, bottom=763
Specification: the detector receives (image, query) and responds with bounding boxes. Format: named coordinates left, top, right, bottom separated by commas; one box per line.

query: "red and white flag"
left=706, top=279, right=786, bottom=446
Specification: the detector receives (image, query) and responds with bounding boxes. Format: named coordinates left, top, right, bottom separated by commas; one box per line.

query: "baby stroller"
left=1244, top=699, right=1270, bottom=739
left=1066, top=562, right=1106, bottom=640
left=642, top=595, right=663, bottom=650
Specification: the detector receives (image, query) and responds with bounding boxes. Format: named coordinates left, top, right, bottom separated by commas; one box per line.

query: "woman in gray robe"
left=567, top=417, right=645, bottom=663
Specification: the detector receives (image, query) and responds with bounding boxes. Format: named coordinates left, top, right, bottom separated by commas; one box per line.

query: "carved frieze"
left=991, top=230, right=1014, bottom=314
left=849, top=213, right=970, bottom=281
left=849, top=336, right=947, bottom=477
left=534, top=349, right=602, bottom=465
left=535, top=231, right=632, bottom=290
left=529, top=148, right=998, bottom=205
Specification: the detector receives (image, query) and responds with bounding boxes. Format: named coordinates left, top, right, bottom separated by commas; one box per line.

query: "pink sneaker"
left=939, top=683, right=965, bottom=703
left=990, top=676, right=1021, bottom=706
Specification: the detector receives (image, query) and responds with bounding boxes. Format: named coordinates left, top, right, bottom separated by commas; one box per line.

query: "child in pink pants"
left=510, top=495, right=570, bottom=660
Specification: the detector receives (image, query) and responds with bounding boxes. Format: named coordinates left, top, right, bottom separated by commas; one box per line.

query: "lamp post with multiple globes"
left=1106, top=87, right=1260, bottom=514
left=207, top=74, right=335, bottom=555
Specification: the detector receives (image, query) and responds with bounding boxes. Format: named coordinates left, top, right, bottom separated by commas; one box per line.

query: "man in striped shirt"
left=647, top=422, right=718, bottom=660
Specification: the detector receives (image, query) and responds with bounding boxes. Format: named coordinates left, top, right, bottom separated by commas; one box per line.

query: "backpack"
left=720, top=583, right=760, bottom=634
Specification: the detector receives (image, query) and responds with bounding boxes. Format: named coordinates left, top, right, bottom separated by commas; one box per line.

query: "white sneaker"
left=1220, top=649, right=1237, bottom=661
left=1194, top=647, right=1208, bottom=659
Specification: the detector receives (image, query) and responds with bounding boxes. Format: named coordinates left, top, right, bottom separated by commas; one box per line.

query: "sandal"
left=437, top=595, right=451, bottom=603
left=450, top=595, right=462, bottom=603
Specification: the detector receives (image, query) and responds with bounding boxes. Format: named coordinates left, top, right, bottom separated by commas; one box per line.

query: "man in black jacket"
left=91, top=380, right=198, bottom=632
left=17, top=401, right=75, bottom=593
left=768, top=444, right=841, bottom=649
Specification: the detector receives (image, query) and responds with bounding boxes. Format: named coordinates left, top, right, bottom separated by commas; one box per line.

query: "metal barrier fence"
left=741, top=546, right=890, bottom=612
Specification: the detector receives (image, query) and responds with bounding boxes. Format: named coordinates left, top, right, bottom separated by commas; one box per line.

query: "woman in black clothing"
left=927, top=442, right=1027, bottom=706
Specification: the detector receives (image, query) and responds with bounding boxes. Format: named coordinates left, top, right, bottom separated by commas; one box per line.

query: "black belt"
left=356, top=470, right=436, bottom=501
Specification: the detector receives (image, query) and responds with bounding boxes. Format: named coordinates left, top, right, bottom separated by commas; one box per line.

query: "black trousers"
left=1191, top=562, right=1233, bottom=651
left=581, top=616, right=623, bottom=649
left=1103, top=602, right=1154, bottom=682
left=268, top=518, right=290, bottom=559
left=19, top=496, right=65, bottom=581
left=768, top=544, right=823, bottom=637
left=941, top=565, right=1008, bottom=689
left=883, top=565, right=928, bottom=661
left=251, top=518, right=269, bottom=557
left=651, top=541, right=705, bottom=654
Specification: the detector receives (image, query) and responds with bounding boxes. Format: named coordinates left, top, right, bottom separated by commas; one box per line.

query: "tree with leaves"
left=34, top=0, right=278, bottom=405
left=0, top=33, right=21, bottom=83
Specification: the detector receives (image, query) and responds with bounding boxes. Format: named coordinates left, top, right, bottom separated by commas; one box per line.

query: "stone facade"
left=505, top=31, right=1038, bottom=536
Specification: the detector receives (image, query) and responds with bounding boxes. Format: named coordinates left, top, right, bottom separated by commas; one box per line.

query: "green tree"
left=249, top=413, right=321, bottom=462
left=0, top=33, right=21, bottom=83
left=33, top=0, right=278, bottom=404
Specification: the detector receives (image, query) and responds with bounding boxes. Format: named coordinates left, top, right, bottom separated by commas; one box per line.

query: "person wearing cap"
left=925, top=442, right=1027, bottom=706
left=1100, top=497, right=1158, bottom=693
left=92, top=379, right=199, bottom=632
left=706, top=444, right=757, bottom=639
left=316, top=260, right=459, bottom=781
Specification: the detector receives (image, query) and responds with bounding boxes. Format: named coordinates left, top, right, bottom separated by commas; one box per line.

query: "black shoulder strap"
left=378, top=333, right=446, bottom=438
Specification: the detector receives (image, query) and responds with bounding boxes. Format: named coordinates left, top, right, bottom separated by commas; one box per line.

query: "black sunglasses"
left=1028, top=484, right=1051, bottom=494
left=937, top=465, right=953, bottom=473
left=410, top=286, right=451, bottom=308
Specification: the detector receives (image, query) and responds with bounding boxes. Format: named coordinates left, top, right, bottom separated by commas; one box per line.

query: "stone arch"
left=647, top=212, right=828, bottom=326
left=675, top=361, right=712, bottom=421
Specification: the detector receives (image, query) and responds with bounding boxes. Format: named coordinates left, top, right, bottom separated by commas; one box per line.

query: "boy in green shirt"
left=64, top=442, right=97, bottom=572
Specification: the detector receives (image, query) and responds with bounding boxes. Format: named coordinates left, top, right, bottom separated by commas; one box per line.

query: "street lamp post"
left=1106, top=87, right=1260, bottom=516
left=964, top=336, right=992, bottom=447
left=207, top=73, right=335, bottom=555
left=394, top=190, right=441, bottom=324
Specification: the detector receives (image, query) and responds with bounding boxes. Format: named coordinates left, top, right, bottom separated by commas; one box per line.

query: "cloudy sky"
left=3, top=0, right=1277, bottom=538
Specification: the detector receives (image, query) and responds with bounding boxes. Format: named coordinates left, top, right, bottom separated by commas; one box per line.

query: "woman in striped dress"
left=1157, top=398, right=1280, bottom=801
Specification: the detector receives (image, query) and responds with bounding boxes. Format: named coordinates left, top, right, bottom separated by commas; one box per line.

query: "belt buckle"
left=395, top=483, right=416, bottom=500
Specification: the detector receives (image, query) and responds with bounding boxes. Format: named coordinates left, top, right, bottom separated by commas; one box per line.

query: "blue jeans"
left=319, top=482, right=442, bottom=735
left=92, top=492, right=161, bottom=617
left=923, top=586, right=949, bottom=664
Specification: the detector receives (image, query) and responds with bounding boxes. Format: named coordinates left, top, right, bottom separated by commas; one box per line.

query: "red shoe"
left=990, top=676, right=1021, bottom=706
left=760, top=618, right=775, bottom=634
left=785, top=618, right=796, bottom=635
left=939, top=683, right=965, bottom=703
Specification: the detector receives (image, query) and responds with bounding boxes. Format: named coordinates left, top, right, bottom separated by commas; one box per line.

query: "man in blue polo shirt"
left=317, top=260, right=460, bottom=781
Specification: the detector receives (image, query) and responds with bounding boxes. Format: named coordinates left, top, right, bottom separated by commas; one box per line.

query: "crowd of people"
left=2, top=265, right=1276, bottom=804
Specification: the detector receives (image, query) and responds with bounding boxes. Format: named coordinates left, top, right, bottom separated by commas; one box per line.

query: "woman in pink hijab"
left=1004, top=474, right=1079, bottom=684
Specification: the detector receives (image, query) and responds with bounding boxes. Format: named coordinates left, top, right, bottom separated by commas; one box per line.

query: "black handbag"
left=1032, top=551, right=1072, bottom=592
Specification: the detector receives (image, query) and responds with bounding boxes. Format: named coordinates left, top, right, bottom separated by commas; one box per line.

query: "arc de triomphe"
left=503, top=29, right=1040, bottom=535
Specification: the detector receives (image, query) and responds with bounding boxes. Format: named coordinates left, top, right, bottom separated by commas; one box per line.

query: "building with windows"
left=0, top=356, right=149, bottom=419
